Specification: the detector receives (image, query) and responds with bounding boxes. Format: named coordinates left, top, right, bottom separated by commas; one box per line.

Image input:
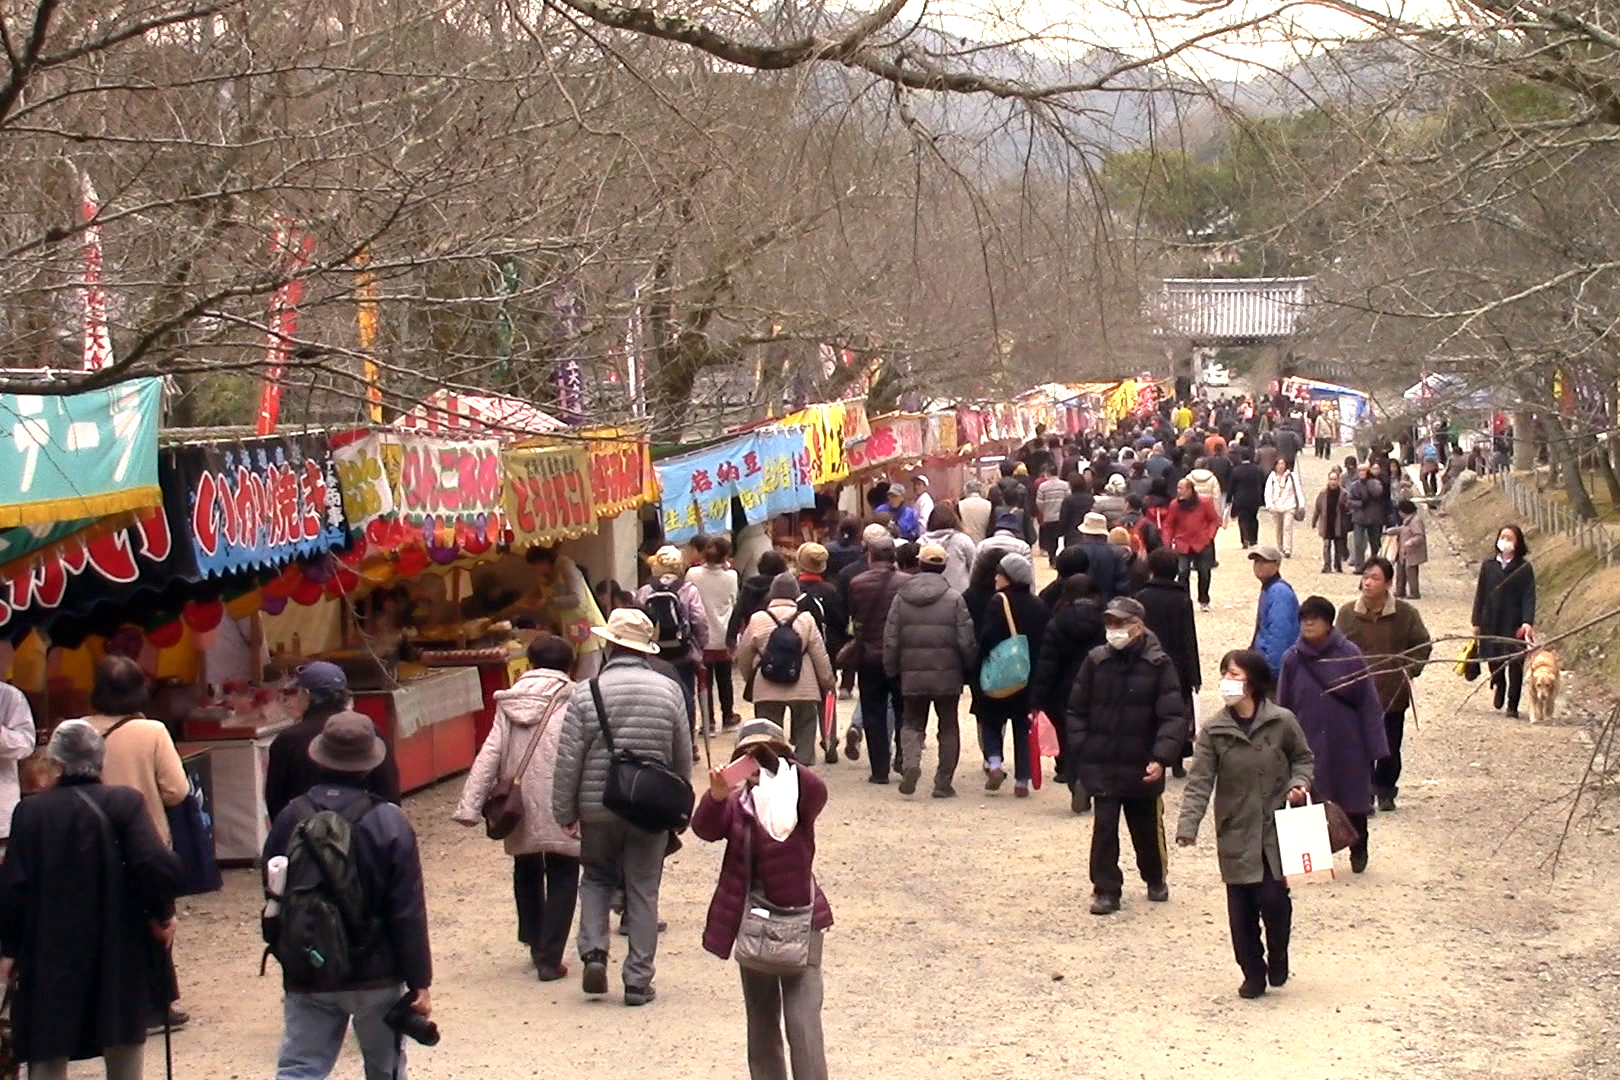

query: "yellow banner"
left=780, top=404, right=847, bottom=484
left=503, top=444, right=596, bottom=548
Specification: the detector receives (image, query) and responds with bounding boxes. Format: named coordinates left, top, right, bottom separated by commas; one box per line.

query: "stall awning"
left=396, top=390, right=566, bottom=438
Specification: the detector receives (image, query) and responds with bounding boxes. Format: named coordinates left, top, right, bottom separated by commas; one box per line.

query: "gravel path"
left=158, top=451, right=1620, bottom=1080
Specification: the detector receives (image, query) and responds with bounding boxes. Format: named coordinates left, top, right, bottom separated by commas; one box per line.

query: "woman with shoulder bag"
left=973, top=553, right=1049, bottom=798
left=693, top=720, right=832, bottom=1080
left=454, top=636, right=580, bottom=981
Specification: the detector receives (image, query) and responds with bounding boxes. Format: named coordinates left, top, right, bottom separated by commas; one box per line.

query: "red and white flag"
left=78, top=169, right=114, bottom=371
left=254, top=223, right=314, bottom=435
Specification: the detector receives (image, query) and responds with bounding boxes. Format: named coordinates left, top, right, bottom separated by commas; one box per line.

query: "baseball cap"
left=1247, top=544, right=1285, bottom=563
left=1104, top=597, right=1146, bottom=621
left=292, top=660, right=347, bottom=695
left=919, top=544, right=948, bottom=567
left=862, top=523, right=891, bottom=545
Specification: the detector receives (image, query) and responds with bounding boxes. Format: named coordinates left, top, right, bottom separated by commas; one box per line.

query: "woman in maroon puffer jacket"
left=693, top=719, right=833, bottom=1080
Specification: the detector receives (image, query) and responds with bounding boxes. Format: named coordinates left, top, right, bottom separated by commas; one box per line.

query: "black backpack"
left=796, top=591, right=827, bottom=637
left=758, top=611, right=806, bottom=685
left=263, top=794, right=379, bottom=989
left=644, top=582, right=691, bottom=653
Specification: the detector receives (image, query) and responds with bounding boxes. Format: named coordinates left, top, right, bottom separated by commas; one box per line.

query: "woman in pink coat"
left=454, top=636, right=580, bottom=981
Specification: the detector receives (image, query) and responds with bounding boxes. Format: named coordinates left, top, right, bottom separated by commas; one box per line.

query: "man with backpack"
left=552, top=607, right=693, bottom=1007
left=263, top=712, right=432, bottom=1080
left=735, top=574, right=835, bottom=763
left=634, top=545, right=709, bottom=753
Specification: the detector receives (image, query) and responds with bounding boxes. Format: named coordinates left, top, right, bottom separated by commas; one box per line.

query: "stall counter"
left=351, top=667, right=484, bottom=793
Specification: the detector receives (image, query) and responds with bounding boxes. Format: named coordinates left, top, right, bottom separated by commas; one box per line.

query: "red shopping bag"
left=1034, top=711, right=1061, bottom=757
left=1027, top=717, right=1043, bottom=790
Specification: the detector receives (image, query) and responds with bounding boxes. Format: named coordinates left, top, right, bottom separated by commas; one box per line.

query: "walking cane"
left=697, top=664, right=714, bottom=769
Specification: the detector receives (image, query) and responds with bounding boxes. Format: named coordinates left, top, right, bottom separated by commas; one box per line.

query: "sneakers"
left=898, top=766, right=922, bottom=796
left=1089, top=894, right=1120, bottom=916
left=844, top=726, right=861, bottom=761
left=985, top=767, right=1007, bottom=792
left=867, top=774, right=890, bottom=785
left=1376, top=793, right=1397, bottom=813
left=1146, top=883, right=1170, bottom=903
left=838, top=689, right=854, bottom=701
left=1199, top=603, right=1211, bottom=613
left=623, top=985, right=656, bottom=1007
left=582, top=952, right=609, bottom=995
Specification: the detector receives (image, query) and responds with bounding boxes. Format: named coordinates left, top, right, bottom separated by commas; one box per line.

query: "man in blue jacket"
left=885, top=486, right=922, bottom=541
left=1249, top=545, right=1299, bottom=674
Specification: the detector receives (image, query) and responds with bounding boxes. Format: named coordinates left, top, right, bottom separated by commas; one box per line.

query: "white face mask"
left=1219, top=678, right=1247, bottom=706
left=1497, top=538, right=1515, bottom=556
left=1105, top=628, right=1132, bottom=649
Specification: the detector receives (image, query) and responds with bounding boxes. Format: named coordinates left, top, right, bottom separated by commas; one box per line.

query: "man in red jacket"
left=1162, top=477, right=1221, bottom=612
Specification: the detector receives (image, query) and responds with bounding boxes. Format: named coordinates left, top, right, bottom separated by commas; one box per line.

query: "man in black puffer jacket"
left=1067, top=597, right=1185, bottom=915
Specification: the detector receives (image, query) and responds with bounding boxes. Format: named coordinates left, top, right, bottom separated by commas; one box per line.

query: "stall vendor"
left=468, top=547, right=607, bottom=677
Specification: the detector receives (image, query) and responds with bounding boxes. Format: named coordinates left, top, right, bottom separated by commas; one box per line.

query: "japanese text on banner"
left=586, top=434, right=654, bottom=517
left=332, top=433, right=397, bottom=532
left=0, top=377, right=163, bottom=527
left=395, top=436, right=504, bottom=538
left=653, top=430, right=816, bottom=543
left=503, top=445, right=595, bottom=547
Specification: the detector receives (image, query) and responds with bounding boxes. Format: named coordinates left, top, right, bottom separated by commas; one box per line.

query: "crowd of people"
left=0, top=390, right=1549, bottom=1080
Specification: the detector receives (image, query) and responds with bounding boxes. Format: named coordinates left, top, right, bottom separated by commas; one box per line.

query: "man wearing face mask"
left=1066, top=597, right=1187, bottom=915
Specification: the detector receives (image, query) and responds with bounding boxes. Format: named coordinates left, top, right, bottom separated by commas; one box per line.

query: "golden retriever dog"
left=1526, top=648, right=1561, bottom=725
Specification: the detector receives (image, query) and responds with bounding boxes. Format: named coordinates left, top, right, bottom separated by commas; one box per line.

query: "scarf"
left=748, top=761, right=800, bottom=842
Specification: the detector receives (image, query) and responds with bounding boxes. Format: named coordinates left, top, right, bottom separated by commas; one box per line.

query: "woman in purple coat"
left=1276, top=595, right=1389, bottom=875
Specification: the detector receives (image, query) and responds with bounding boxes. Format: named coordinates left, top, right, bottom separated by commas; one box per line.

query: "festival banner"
left=843, top=414, right=924, bottom=473
left=394, top=434, right=505, bottom=540
left=332, top=432, right=398, bottom=534
left=355, top=249, right=383, bottom=423
left=781, top=404, right=847, bottom=484
left=924, top=411, right=959, bottom=459
left=0, top=377, right=163, bottom=528
left=956, top=406, right=986, bottom=448
left=76, top=167, right=114, bottom=372
left=170, top=434, right=347, bottom=579
left=255, top=225, right=314, bottom=436
left=654, top=430, right=816, bottom=542
left=0, top=506, right=184, bottom=643
left=587, top=431, right=656, bottom=517
left=503, top=445, right=595, bottom=547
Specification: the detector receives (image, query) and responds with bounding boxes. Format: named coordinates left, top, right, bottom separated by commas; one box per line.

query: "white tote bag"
left=1274, top=799, right=1335, bottom=882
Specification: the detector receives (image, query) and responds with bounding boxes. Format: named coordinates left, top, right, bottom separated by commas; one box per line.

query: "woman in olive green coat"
left=1176, top=649, right=1315, bottom=1000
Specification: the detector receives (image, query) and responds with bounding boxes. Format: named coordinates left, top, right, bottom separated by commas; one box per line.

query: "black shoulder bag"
left=589, top=678, right=694, bottom=834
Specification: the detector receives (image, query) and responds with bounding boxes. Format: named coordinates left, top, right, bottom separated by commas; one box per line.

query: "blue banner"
left=654, top=429, right=816, bottom=542
left=0, top=377, right=163, bottom=528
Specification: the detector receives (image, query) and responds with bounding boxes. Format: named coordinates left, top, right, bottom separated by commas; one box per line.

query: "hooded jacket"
left=1066, top=631, right=1185, bottom=798
left=728, top=572, right=775, bottom=647
left=1187, top=467, right=1220, bottom=504
left=453, top=669, right=579, bottom=857
left=920, top=527, right=979, bottom=594
left=1175, top=699, right=1315, bottom=884
left=882, top=571, right=977, bottom=698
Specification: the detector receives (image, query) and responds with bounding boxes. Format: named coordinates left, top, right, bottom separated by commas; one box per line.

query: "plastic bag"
left=1034, top=711, right=1062, bottom=757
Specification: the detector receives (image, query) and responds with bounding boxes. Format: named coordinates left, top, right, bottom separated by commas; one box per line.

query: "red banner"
left=589, top=437, right=653, bottom=517
left=256, top=225, right=314, bottom=436
left=844, top=414, right=923, bottom=472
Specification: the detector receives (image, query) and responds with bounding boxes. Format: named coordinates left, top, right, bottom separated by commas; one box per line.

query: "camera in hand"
left=383, top=991, right=440, bottom=1046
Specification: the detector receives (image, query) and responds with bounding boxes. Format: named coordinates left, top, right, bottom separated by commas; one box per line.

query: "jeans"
left=740, top=932, right=828, bottom=1080
left=755, top=700, right=821, bottom=764
left=1089, top=795, right=1167, bottom=896
left=276, top=985, right=405, bottom=1080
left=513, top=852, right=580, bottom=969
left=1177, top=546, right=1214, bottom=605
left=28, top=1047, right=142, bottom=1080
left=1373, top=707, right=1406, bottom=799
left=857, top=663, right=903, bottom=780
left=578, top=817, right=667, bottom=989
left=1226, top=866, right=1291, bottom=984
left=900, top=694, right=961, bottom=792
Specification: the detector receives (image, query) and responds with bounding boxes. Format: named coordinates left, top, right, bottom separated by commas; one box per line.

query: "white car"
left=1203, top=364, right=1231, bottom=387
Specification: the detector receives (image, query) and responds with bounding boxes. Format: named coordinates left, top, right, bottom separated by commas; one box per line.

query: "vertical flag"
left=494, top=258, right=519, bottom=379
left=77, top=168, right=114, bottom=371
left=549, top=279, right=586, bottom=421
left=356, top=248, right=382, bottom=422
left=255, top=223, right=314, bottom=435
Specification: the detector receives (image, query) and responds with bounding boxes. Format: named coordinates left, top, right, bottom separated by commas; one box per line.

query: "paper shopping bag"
left=1274, top=800, right=1336, bottom=883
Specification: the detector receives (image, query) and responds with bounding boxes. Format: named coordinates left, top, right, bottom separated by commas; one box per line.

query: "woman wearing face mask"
left=1471, top=524, right=1535, bottom=718
left=1276, top=596, right=1388, bottom=874
left=1176, top=649, right=1314, bottom=1000
left=694, top=719, right=832, bottom=1080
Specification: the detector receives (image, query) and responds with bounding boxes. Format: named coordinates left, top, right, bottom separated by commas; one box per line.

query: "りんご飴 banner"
left=503, top=445, right=595, bottom=547
left=394, top=434, right=505, bottom=535
left=169, top=434, right=347, bottom=579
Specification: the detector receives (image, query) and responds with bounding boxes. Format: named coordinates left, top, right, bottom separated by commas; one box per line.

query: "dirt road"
left=162, top=452, right=1620, bottom=1080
